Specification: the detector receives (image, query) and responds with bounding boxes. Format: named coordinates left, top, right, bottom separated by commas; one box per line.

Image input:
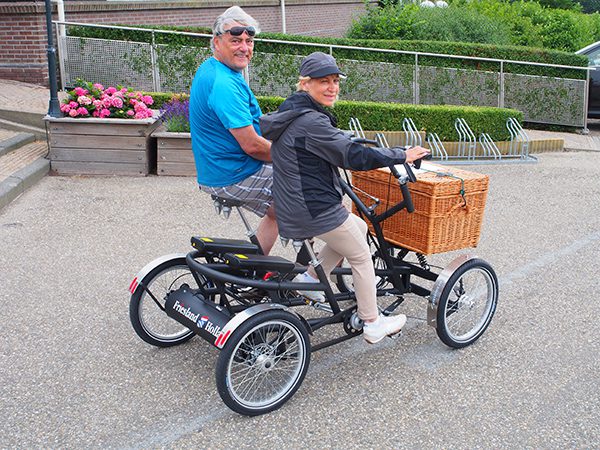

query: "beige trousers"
left=306, top=213, right=379, bottom=321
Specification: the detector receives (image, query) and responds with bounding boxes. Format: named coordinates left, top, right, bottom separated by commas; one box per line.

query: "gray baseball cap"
left=300, top=52, right=346, bottom=78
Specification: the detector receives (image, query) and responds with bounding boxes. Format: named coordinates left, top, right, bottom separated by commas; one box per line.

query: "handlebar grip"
left=400, top=182, right=414, bottom=213
left=413, top=153, right=432, bottom=170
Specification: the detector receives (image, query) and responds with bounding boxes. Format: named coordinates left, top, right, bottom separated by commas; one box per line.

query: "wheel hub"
left=255, top=352, right=276, bottom=372
left=458, top=294, right=475, bottom=309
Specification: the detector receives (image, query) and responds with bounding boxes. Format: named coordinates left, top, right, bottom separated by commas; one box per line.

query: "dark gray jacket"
left=259, top=91, right=409, bottom=239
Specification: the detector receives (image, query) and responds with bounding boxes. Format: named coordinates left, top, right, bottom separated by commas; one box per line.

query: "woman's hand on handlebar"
left=404, top=146, right=430, bottom=164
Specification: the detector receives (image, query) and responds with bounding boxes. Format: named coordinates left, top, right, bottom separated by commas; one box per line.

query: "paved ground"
left=1, top=151, right=599, bottom=448
left=0, top=79, right=55, bottom=115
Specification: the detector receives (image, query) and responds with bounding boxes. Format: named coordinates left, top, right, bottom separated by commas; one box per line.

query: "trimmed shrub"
left=150, top=92, right=522, bottom=142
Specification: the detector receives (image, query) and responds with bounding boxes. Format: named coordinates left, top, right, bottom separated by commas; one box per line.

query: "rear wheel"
left=436, top=259, right=498, bottom=348
left=129, top=257, right=213, bottom=347
left=215, top=310, right=310, bottom=416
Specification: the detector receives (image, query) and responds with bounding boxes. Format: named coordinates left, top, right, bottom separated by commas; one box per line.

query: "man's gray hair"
left=211, top=6, right=261, bottom=51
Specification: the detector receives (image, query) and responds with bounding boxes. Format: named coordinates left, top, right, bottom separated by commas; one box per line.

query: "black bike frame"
left=185, top=166, right=440, bottom=350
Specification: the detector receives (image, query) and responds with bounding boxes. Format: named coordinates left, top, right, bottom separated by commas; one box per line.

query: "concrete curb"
left=0, top=117, right=47, bottom=140
left=0, top=132, right=36, bottom=158
left=0, top=109, right=45, bottom=130
left=0, top=157, right=50, bottom=210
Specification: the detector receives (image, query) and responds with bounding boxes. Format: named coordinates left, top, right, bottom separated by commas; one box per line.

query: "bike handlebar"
left=386, top=153, right=429, bottom=214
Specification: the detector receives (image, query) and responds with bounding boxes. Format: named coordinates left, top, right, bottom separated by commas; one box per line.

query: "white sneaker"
left=293, top=272, right=326, bottom=303
left=363, top=314, right=407, bottom=344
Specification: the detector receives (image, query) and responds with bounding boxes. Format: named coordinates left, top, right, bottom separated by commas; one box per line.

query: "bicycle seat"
left=210, top=195, right=245, bottom=208
left=191, top=236, right=260, bottom=255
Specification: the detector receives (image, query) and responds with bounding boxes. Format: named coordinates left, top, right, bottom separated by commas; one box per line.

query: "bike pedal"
left=388, top=330, right=403, bottom=340
left=306, top=300, right=333, bottom=313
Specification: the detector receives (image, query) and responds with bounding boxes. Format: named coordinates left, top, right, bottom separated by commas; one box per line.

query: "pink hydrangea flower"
left=73, top=87, right=88, bottom=96
left=63, top=81, right=154, bottom=120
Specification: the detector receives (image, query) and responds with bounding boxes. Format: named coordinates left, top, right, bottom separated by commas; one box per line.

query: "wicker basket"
left=351, top=164, right=489, bottom=254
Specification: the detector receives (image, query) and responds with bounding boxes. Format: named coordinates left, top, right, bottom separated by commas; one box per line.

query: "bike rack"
left=426, top=132, right=448, bottom=161
left=506, top=117, right=531, bottom=159
left=478, top=133, right=502, bottom=160
left=349, top=117, right=366, bottom=139
left=349, top=116, right=536, bottom=165
left=454, top=118, right=477, bottom=160
left=402, top=117, right=423, bottom=148
left=374, top=131, right=389, bottom=148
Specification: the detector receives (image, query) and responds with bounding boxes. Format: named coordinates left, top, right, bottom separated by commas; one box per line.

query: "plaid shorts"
left=198, top=164, right=273, bottom=217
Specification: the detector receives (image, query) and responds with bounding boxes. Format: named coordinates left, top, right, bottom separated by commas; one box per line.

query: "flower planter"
left=45, top=115, right=161, bottom=176
left=152, top=128, right=195, bottom=177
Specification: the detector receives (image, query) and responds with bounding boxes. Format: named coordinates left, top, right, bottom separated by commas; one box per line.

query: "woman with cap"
left=260, top=52, right=430, bottom=344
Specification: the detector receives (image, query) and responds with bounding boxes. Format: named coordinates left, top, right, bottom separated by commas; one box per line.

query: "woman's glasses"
left=217, top=26, right=256, bottom=37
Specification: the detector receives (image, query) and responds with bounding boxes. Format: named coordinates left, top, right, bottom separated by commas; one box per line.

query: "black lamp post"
left=45, top=0, right=61, bottom=117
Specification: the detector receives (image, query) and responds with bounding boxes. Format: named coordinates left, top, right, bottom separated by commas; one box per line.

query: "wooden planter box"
left=152, top=128, right=195, bottom=177
left=45, top=115, right=161, bottom=176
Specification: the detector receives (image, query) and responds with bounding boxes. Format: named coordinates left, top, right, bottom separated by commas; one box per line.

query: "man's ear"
left=213, top=36, right=222, bottom=56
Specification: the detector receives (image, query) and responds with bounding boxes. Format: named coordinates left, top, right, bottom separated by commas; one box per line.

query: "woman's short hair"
left=296, top=76, right=311, bottom=92
left=211, top=6, right=261, bottom=51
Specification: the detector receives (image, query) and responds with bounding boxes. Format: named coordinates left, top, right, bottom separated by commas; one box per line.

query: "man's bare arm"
left=230, top=125, right=271, bottom=162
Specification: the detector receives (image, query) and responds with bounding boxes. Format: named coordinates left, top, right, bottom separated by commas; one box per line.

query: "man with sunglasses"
left=190, top=6, right=278, bottom=255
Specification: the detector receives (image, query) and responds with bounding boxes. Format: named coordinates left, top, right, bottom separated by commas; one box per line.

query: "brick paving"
left=0, top=129, right=19, bottom=141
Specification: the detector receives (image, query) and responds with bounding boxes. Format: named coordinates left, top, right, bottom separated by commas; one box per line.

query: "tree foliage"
left=348, top=0, right=600, bottom=52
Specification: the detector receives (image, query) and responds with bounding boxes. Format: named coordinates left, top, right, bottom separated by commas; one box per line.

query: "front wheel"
left=436, top=258, right=498, bottom=348
left=129, top=257, right=213, bottom=347
left=215, top=310, right=311, bottom=416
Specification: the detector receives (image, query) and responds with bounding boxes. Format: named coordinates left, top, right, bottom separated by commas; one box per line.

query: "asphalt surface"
left=1, top=152, right=599, bottom=448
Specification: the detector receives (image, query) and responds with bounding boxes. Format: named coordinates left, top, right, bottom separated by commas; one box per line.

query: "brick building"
left=0, top=0, right=370, bottom=86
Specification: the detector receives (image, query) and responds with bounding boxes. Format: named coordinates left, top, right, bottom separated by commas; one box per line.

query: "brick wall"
left=0, top=0, right=371, bottom=86
left=0, top=8, right=49, bottom=85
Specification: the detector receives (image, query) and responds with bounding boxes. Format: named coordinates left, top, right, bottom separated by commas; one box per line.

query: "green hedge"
left=67, top=24, right=588, bottom=79
left=150, top=92, right=522, bottom=141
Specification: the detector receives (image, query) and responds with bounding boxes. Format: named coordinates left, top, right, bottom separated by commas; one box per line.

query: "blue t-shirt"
left=189, top=57, right=263, bottom=187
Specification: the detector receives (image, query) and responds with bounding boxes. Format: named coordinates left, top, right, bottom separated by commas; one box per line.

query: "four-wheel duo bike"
left=129, top=152, right=499, bottom=416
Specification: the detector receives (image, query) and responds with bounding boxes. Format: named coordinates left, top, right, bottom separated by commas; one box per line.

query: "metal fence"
left=55, top=21, right=591, bottom=129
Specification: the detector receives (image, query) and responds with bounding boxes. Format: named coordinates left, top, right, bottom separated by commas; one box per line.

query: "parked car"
left=576, top=41, right=600, bottom=118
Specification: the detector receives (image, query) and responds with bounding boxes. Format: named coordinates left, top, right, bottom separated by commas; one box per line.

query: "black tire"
left=129, top=257, right=213, bottom=347
left=215, top=309, right=310, bottom=416
left=436, top=258, right=498, bottom=348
